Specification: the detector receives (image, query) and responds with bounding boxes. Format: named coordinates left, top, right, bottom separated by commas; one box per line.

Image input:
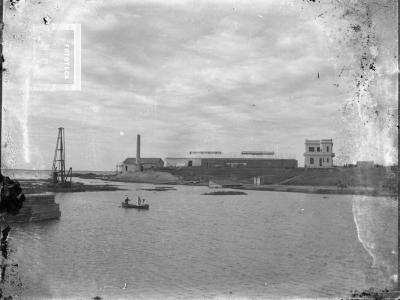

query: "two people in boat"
left=137, top=196, right=145, bottom=206
left=124, top=196, right=145, bottom=206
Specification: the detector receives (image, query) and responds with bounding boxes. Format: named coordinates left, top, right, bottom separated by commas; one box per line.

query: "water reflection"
left=6, top=183, right=397, bottom=299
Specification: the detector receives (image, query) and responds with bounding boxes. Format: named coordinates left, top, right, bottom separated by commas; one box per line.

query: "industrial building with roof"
left=116, top=134, right=164, bottom=173
left=116, top=134, right=298, bottom=172
left=165, top=151, right=297, bottom=168
left=122, top=157, right=164, bottom=172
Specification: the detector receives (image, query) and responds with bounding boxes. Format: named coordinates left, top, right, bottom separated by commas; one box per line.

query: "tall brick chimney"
left=136, top=134, right=141, bottom=165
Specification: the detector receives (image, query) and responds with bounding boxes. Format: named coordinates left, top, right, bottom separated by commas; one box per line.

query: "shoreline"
left=95, top=166, right=397, bottom=198
left=16, top=175, right=395, bottom=198
left=18, top=178, right=124, bottom=194
left=97, top=175, right=395, bottom=198
left=233, top=184, right=396, bottom=197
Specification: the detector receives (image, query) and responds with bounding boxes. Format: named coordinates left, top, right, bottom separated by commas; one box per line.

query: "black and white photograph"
left=0, top=0, right=398, bottom=299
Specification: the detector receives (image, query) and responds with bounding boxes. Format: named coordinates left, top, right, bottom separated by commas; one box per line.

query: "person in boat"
left=142, top=199, right=145, bottom=205
left=124, top=197, right=129, bottom=205
left=137, top=196, right=141, bottom=206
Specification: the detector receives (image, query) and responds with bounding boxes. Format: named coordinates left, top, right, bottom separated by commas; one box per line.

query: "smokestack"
left=136, top=134, right=141, bottom=165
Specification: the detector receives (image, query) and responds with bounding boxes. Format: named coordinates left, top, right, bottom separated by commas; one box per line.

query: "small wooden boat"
left=121, top=202, right=149, bottom=210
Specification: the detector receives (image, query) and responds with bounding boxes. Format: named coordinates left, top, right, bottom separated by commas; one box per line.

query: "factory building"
left=117, top=134, right=163, bottom=173
left=164, top=151, right=221, bottom=167
left=200, top=158, right=297, bottom=168
left=165, top=151, right=297, bottom=168
left=122, top=157, right=164, bottom=171
left=304, top=139, right=334, bottom=168
left=164, top=157, right=202, bottom=167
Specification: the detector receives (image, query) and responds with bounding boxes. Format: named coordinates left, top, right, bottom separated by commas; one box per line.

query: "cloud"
left=4, top=0, right=397, bottom=169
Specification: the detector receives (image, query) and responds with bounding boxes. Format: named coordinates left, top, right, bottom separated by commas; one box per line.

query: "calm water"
left=5, top=181, right=398, bottom=299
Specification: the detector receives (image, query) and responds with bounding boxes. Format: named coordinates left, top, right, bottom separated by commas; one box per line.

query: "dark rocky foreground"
left=4, top=179, right=124, bottom=223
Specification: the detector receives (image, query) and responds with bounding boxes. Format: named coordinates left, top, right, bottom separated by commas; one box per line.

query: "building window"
left=327, top=158, right=329, bottom=163
left=317, top=147, right=320, bottom=152
left=319, top=158, right=322, bottom=166
left=309, top=147, right=315, bottom=152
left=310, top=158, right=314, bottom=164
left=326, top=146, right=329, bottom=152
left=125, top=166, right=128, bottom=171
left=188, top=160, right=193, bottom=167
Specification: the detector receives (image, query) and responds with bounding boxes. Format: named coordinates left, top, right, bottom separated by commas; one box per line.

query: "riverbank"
left=100, top=176, right=394, bottom=197
left=111, top=170, right=179, bottom=184
left=234, top=184, right=396, bottom=197
left=19, top=179, right=123, bottom=194
left=72, top=169, right=397, bottom=197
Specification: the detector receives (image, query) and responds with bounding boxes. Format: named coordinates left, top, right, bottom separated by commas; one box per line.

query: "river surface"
left=6, top=181, right=398, bottom=299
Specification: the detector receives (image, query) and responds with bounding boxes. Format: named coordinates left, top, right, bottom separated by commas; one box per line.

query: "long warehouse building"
left=165, top=151, right=297, bottom=168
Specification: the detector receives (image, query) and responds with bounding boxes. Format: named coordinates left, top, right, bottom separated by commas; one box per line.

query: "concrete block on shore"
left=7, top=193, right=61, bottom=223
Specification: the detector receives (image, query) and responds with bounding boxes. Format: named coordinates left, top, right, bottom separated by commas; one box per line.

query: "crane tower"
left=52, top=127, right=72, bottom=185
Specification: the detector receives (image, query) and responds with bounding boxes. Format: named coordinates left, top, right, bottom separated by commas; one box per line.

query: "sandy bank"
left=103, top=171, right=394, bottom=197
left=235, top=184, right=395, bottom=197
left=112, top=170, right=180, bottom=184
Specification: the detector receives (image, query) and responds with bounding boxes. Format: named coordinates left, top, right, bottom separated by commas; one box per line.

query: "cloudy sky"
left=3, top=0, right=397, bottom=170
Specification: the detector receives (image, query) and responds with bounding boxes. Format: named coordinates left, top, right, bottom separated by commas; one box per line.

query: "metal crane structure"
left=52, top=127, right=72, bottom=185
